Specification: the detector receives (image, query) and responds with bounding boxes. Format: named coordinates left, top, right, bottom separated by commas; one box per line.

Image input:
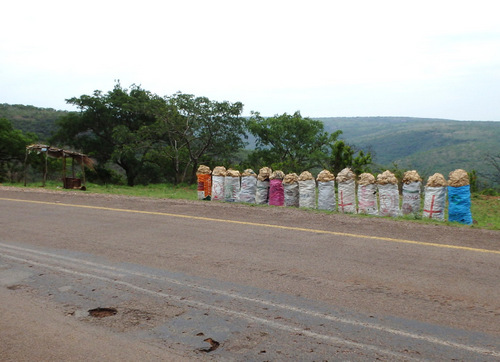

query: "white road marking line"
left=0, top=243, right=500, bottom=357
left=0, top=252, right=420, bottom=361
left=0, top=242, right=125, bottom=278
left=1, top=242, right=498, bottom=358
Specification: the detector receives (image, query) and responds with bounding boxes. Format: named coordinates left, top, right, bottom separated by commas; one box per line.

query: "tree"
left=53, top=85, right=247, bottom=185
left=326, top=140, right=372, bottom=175
left=165, top=93, right=247, bottom=183
left=0, top=118, right=37, bottom=182
left=247, top=111, right=338, bottom=173
left=484, top=153, right=500, bottom=186
left=52, top=83, right=172, bottom=186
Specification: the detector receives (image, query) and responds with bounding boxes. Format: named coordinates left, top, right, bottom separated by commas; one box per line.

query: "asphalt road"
left=1, top=187, right=499, bottom=361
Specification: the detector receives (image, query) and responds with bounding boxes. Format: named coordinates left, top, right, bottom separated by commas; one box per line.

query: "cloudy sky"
left=1, top=0, right=499, bottom=120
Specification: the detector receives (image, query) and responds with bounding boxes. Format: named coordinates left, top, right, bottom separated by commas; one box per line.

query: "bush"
left=480, top=188, right=499, bottom=196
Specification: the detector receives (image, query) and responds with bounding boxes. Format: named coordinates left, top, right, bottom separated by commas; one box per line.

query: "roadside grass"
left=470, top=194, right=500, bottom=230
left=3, top=181, right=198, bottom=200
left=2, top=181, right=498, bottom=230
left=87, top=183, right=198, bottom=200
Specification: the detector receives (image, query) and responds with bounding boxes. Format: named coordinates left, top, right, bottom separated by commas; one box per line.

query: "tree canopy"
left=0, top=118, right=37, bottom=182
left=52, top=83, right=167, bottom=185
left=165, top=93, right=246, bottom=182
left=247, top=111, right=371, bottom=174
left=52, top=83, right=247, bottom=185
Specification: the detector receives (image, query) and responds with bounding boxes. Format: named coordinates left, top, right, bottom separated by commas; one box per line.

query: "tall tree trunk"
left=191, top=162, right=198, bottom=184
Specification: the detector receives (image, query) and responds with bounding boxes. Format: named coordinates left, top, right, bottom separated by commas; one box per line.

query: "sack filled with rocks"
left=283, top=173, right=299, bottom=207
left=298, top=171, right=316, bottom=208
left=377, top=170, right=400, bottom=217
left=357, top=173, right=378, bottom=215
left=316, top=170, right=336, bottom=211
left=269, top=170, right=285, bottom=206
left=422, top=173, right=447, bottom=221
left=237, top=169, right=257, bottom=203
left=224, top=169, right=241, bottom=202
left=337, top=168, right=356, bottom=213
left=401, top=170, right=422, bottom=215
left=255, top=167, right=272, bottom=204
left=447, top=169, right=472, bottom=225
left=196, top=165, right=212, bottom=200
left=211, top=166, right=226, bottom=201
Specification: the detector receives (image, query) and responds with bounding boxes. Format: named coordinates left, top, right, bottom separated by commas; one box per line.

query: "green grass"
left=470, top=194, right=500, bottom=230
left=2, top=181, right=498, bottom=230
left=3, top=181, right=198, bottom=200
left=87, top=183, right=198, bottom=200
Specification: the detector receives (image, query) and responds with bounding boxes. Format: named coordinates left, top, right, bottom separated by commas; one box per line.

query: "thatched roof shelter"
left=25, top=144, right=94, bottom=189
left=26, top=144, right=94, bottom=168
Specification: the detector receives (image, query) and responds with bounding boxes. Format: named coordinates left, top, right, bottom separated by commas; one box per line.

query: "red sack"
left=269, top=179, right=284, bottom=206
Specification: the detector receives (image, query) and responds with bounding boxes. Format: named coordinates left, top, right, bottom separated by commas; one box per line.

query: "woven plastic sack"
left=224, top=176, right=240, bottom=202
left=298, top=179, right=316, bottom=208
left=337, top=179, right=356, bottom=213
left=255, top=180, right=270, bottom=204
left=448, top=185, right=472, bottom=225
left=269, top=179, right=285, bottom=206
left=197, top=174, right=212, bottom=200
left=423, top=186, right=446, bottom=221
left=378, top=183, right=400, bottom=217
left=358, top=183, right=378, bottom=215
left=237, top=176, right=257, bottom=203
left=211, top=175, right=225, bottom=201
left=283, top=182, right=299, bottom=207
left=402, top=181, right=421, bottom=215
left=317, top=180, right=336, bottom=211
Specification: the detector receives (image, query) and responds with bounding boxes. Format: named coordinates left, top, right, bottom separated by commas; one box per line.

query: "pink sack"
left=269, top=179, right=284, bottom=206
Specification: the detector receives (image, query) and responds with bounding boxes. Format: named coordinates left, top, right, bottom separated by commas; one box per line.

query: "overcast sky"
left=1, top=0, right=499, bottom=120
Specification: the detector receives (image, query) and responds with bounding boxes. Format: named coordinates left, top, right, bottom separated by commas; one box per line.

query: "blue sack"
left=448, top=185, right=472, bottom=225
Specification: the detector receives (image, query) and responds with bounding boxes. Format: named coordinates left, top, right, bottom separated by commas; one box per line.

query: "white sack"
left=224, top=176, right=240, bottom=202
left=402, top=181, right=421, bottom=215
left=378, top=183, right=400, bottom=217
left=422, top=186, right=446, bottom=221
left=283, top=182, right=299, bottom=207
left=337, top=179, right=356, bottom=213
left=255, top=180, right=270, bottom=204
left=298, top=179, right=316, bottom=208
left=237, top=176, right=257, bottom=203
left=211, top=175, right=225, bottom=201
left=317, top=180, right=336, bottom=211
left=358, top=183, right=378, bottom=215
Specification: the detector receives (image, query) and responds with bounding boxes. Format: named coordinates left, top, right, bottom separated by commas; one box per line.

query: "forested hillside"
left=0, top=103, right=65, bottom=141
left=319, top=117, right=500, bottom=188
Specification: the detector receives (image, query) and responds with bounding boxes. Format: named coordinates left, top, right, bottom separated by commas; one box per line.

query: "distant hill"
left=0, top=103, right=66, bottom=142
left=319, top=117, right=500, bottom=187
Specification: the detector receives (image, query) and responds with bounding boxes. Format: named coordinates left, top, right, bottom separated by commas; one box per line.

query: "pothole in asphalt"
left=7, top=284, right=24, bottom=290
left=88, top=307, right=118, bottom=318
left=199, top=338, right=220, bottom=353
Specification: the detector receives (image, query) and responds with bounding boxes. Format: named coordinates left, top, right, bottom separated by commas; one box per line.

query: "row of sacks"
left=196, top=166, right=473, bottom=225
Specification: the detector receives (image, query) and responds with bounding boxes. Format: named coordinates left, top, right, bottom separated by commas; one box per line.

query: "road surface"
left=1, top=186, right=499, bottom=360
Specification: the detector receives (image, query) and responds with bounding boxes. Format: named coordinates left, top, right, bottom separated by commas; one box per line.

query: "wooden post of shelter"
left=43, top=149, right=48, bottom=187
left=24, top=148, right=29, bottom=187
left=62, top=155, right=67, bottom=183
left=81, top=159, right=86, bottom=187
